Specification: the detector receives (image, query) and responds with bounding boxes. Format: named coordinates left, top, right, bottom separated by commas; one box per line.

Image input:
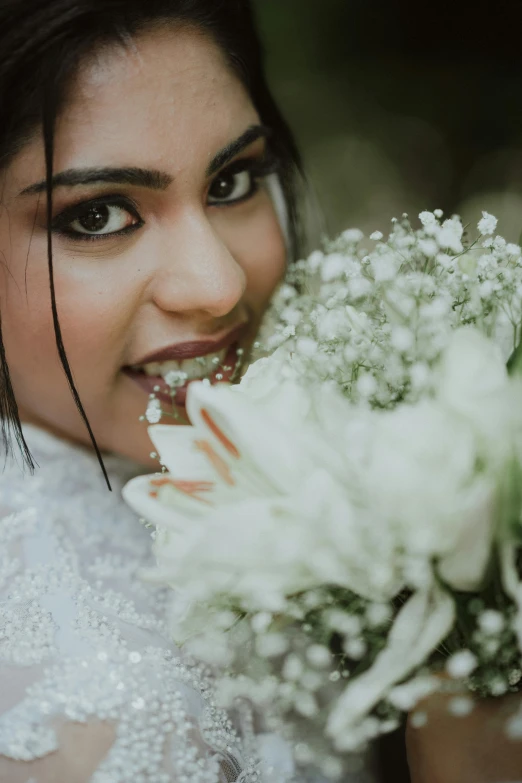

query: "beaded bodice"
left=0, top=426, right=295, bottom=782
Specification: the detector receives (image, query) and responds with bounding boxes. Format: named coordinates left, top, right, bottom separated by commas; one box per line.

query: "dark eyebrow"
left=206, top=124, right=271, bottom=177
left=19, top=166, right=172, bottom=196
left=19, top=124, right=271, bottom=197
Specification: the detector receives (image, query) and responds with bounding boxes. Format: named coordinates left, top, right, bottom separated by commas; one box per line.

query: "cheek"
left=0, top=230, right=55, bottom=368
left=42, top=260, right=144, bottom=394
left=0, top=245, right=72, bottom=424
left=1, top=235, right=134, bottom=399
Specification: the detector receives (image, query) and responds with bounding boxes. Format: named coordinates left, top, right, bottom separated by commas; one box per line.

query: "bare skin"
left=0, top=722, right=115, bottom=783
left=407, top=688, right=522, bottom=782
left=0, top=25, right=287, bottom=467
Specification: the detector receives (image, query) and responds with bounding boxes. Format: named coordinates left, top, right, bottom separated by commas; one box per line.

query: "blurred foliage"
left=254, top=0, right=522, bottom=242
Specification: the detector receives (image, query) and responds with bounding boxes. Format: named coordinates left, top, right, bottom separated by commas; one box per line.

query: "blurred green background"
left=254, top=0, right=522, bottom=242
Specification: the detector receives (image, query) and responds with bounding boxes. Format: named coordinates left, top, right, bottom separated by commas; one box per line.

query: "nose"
left=149, top=208, right=247, bottom=319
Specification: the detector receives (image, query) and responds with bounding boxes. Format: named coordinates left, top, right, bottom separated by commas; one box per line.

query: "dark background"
left=254, top=0, right=522, bottom=241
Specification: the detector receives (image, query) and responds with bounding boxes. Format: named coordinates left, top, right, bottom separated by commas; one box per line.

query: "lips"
left=123, top=323, right=248, bottom=409
left=130, top=322, right=248, bottom=365
left=125, top=341, right=241, bottom=406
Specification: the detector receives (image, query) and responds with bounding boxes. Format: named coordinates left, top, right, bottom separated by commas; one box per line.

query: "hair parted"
left=0, top=0, right=303, bottom=482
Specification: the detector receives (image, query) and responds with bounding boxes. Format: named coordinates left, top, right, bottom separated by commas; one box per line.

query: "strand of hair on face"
left=42, top=94, right=112, bottom=491
left=0, top=312, right=36, bottom=470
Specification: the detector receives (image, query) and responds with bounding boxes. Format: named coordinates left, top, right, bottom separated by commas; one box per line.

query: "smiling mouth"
left=123, top=341, right=244, bottom=407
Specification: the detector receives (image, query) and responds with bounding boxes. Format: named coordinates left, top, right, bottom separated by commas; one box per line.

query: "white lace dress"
left=0, top=425, right=297, bottom=783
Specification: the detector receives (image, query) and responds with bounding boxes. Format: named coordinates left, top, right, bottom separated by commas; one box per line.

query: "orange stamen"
left=150, top=477, right=177, bottom=488
left=149, top=476, right=215, bottom=504
left=195, top=440, right=235, bottom=486
left=201, top=408, right=240, bottom=458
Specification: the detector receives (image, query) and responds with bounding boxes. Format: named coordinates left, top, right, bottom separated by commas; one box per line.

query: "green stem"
left=507, top=323, right=522, bottom=375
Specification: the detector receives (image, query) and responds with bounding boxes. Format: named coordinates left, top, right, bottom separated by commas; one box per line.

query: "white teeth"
left=136, top=349, right=228, bottom=381
left=143, top=362, right=161, bottom=377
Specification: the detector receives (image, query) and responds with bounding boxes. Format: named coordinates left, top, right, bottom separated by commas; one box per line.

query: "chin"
left=104, top=428, right=163, bottom=469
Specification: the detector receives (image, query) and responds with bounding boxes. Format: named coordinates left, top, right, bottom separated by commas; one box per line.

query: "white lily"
left=124, top=378, right=318, bottom=519
left=434, top=329, right=522, bottom=589
left=123, top=378, right=404, bottom=608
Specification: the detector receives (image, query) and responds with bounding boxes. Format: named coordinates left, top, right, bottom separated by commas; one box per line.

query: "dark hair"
left=0, top=0, right=303, bottom=483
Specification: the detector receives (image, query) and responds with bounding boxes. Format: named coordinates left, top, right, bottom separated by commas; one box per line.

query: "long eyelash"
left=219, top=152, right=281, bottom=181
left=57, top=223, right=142, bottom=243
left=208, top=153, right=282, bottom=207
left=51, top=194, right=143, bottom=241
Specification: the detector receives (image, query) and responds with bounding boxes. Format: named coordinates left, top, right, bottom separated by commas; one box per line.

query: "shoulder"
left=0, top=427, right=170, bottom=669
left=0, top=431, right=272, bottom=782
left=0, top=499, right=256, bottom=779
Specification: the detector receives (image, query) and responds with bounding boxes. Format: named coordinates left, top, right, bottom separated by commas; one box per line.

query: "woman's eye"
left=66, top=203, right=139, bottom=236
left=207, top=170, right=254, bottom=205
left=52, top=199, right=143, bottom=240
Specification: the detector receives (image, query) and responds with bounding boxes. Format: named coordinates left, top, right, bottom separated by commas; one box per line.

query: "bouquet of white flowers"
left=123, top=211, right=522, bottom=780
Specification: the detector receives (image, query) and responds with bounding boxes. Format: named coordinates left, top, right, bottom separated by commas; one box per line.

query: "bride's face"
left=0, top=26, right=287, bottom=466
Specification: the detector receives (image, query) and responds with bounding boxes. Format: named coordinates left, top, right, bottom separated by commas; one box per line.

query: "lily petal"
left=327, top=583, right=454, bottom=750
left=147, top=425, right=215, bottom=481
left=438, top=480, right=495, bottom=591
left=122, top=474, right=209, bottom=524
left=187, top=382, right=313, bottom=495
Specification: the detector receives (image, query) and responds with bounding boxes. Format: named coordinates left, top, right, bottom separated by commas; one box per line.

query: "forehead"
left=9, top=26, right=259, bottom=189
left=61, top=26, right=256, bottom=164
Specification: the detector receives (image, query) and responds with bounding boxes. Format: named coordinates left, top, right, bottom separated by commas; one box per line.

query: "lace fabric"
left=0, top=426, right=291, bottom=782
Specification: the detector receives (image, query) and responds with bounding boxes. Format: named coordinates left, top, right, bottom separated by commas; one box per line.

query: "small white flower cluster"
left=145, top=397, right=162, bottom=424
left=164, top=369, right=187, bottom=389
left=259, top=211, right=522, bottom=408
left=210, top=590, right=400, bottom=775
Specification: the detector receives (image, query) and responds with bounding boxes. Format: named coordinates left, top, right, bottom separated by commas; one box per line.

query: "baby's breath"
left=259, top=211, right=522, bottom=409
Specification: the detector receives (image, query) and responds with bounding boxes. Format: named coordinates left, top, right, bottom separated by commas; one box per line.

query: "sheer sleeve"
left=0, top=433, right=264, bottom=783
